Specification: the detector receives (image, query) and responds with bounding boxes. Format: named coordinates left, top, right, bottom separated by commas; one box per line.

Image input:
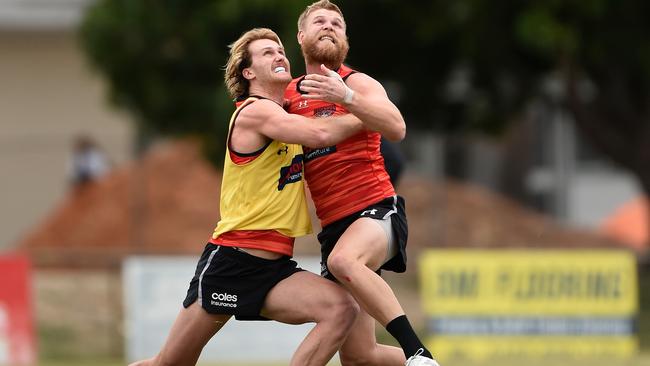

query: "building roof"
left=600, top=197, right=649, bottom=252
left=16, top=139, right=626, bottom=269
left=17, top=139, right=223, bottom=268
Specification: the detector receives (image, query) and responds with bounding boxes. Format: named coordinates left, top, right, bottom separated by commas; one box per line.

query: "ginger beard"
left=301, top=31, right=349, bottom=70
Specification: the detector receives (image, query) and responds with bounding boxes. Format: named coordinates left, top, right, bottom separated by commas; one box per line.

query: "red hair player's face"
left=298, top=9, right=349, bottom=69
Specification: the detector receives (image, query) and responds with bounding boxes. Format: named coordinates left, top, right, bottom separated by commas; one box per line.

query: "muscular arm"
left=237, top=99, right=363, bottom=149
left=301, top=65, right=406, bottom=141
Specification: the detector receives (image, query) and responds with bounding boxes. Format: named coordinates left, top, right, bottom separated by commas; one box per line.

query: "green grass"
left=34, top=353, right=650, bottom=366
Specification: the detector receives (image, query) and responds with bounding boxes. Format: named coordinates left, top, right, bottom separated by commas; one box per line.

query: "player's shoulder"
left=338, top=64, right=372, bottom=82
left=236, top=97, right=282, bottom=126
left=345, top=71, right=383, bottom=91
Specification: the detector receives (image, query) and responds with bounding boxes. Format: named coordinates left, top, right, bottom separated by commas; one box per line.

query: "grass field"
left=35, top=353, right=650, bottom=366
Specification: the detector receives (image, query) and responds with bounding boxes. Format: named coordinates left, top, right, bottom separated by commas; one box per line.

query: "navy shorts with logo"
left=183, top=243, right=303, bottom=320
left=317, top=195, right=408, bottom=280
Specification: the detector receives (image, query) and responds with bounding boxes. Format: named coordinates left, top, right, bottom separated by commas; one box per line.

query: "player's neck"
left=305, top=62, right=323, bottom=75
left=248, top=83, right=285, bottom=106
left=305, top=61, right=341, bottom=75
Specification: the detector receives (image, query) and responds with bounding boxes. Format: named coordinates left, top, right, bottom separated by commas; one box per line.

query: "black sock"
left=386, top=315, right=433, bottom=359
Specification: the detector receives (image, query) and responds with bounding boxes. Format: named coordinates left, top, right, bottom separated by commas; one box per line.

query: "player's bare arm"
left=237, top=98, right=363, bottom=148
left=301, top=64, right=406, bottom=141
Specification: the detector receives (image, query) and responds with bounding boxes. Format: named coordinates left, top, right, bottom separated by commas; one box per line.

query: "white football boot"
left=404, top=348, right=441, bottom=366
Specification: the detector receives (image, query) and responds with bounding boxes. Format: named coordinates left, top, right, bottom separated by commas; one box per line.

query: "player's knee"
left=328, top=293, right=359, bottom=329
left=327, top=252, right=355, bottom=280
left=341, top=294, right=360, bottom=325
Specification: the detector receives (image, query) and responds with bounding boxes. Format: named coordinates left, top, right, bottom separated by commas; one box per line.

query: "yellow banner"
left=419, top=250, right=638, bottom=316
left=426, top=336, right=638, bottom=360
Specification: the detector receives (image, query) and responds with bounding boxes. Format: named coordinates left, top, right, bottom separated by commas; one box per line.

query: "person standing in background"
left=68, top=135, right=110, bottom=187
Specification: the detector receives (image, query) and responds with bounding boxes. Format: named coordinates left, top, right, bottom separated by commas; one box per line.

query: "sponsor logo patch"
left=304, top=146, right=336, bottom=162
left=210, top=292, right=238, bottom=308
left=278, top=154, right=304, bottom=190
left=360, top=207, right=392, bottom=219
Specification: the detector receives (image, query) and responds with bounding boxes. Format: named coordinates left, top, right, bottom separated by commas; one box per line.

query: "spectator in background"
left=68, top=135, right=109, bottom=187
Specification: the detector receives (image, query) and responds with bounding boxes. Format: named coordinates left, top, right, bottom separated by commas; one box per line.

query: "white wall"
left=0, top=31, right=133, bottom=250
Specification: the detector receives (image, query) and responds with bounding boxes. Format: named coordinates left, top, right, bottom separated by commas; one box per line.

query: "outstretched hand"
left=300, top=64, right=355, bottom=104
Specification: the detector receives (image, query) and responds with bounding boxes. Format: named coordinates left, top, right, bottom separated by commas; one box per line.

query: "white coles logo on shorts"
left=211, top=292, right=238, bottom=308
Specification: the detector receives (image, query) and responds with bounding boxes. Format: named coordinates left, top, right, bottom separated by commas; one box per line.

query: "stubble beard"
left=301, top=34, right=350, bottom=70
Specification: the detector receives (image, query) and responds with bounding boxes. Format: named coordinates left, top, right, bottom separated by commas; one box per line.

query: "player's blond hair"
left=224, top=28, right=281, bottom=99
left=297, top=0, right=345, bottom=31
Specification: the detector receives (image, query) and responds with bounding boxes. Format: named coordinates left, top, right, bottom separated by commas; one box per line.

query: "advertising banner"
left=0, top=254, right=36, bottom=365
left=419, top=249, right=638, bottom=360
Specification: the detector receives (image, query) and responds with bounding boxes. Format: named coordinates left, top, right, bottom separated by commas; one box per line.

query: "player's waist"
left=316, top=190, right=396, bottom=227
left=210, top=230, right=294, bottom=257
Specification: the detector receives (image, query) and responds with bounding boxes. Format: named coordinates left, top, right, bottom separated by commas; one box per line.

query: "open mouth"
left=319, top=35, right=336, bottom=43
left=273, top=66, right=286, bottom=73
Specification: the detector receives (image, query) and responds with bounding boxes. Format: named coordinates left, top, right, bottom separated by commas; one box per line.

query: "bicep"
left=347, top=73, right=391, bottom=101
left=239, top=102, right=316, bottom=145
left=345, top=73, right=406, bottom=141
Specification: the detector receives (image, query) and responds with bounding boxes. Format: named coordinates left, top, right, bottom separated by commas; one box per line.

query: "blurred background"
left=0, top=0, right=649, bottom=365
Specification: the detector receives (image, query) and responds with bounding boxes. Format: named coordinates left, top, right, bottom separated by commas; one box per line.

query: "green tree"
left=80, top=0, right=650, bottom=205
left=340, top=0, right=650, bottom=200
left=79, top=0, right=307, bottom=164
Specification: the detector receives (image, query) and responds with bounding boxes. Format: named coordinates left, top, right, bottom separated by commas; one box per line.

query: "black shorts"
left=183, top=243, right=303, bottom=320
left=317, top=195, right=408, bottom=280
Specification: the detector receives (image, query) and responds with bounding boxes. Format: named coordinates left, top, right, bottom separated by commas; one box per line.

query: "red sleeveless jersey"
left=284, top=65, right=395, bottom=227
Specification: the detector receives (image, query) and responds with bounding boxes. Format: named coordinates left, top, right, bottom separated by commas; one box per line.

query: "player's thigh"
left=331, top=217, right=388, bottom=271
left=260, top=271, right=355, bottom=324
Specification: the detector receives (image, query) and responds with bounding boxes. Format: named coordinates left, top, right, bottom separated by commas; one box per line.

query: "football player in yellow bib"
left=129, top=28, right=364, bottom=366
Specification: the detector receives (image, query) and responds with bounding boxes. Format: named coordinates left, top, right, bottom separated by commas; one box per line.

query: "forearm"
left=345, top=92, right=405, bottom=141
left=305, top=115, right=363, bottom=148
left=300, top=66, right=406, bottom=141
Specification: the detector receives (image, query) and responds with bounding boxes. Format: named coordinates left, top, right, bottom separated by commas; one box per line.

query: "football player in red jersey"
left=285, top=2, right=440, bottom=366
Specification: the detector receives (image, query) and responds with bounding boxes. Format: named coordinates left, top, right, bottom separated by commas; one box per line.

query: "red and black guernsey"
left=284, top=65, right=395, bottom=227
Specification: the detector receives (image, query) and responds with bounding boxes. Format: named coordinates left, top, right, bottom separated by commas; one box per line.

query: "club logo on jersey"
left=304, top=146, right=337, bottom=162
left=277, top=145, right=289, bottom=155
left=297, top=100, right=309, bottom=109
left=313, top=104, right=336, bottom=117
left=278, top=154, right=304, bottom=190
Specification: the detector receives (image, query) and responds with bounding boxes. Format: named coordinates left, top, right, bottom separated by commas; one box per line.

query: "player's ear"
left=297, top=30, right=304, bottom=45
left=243, top=68, right=255, bottom=80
